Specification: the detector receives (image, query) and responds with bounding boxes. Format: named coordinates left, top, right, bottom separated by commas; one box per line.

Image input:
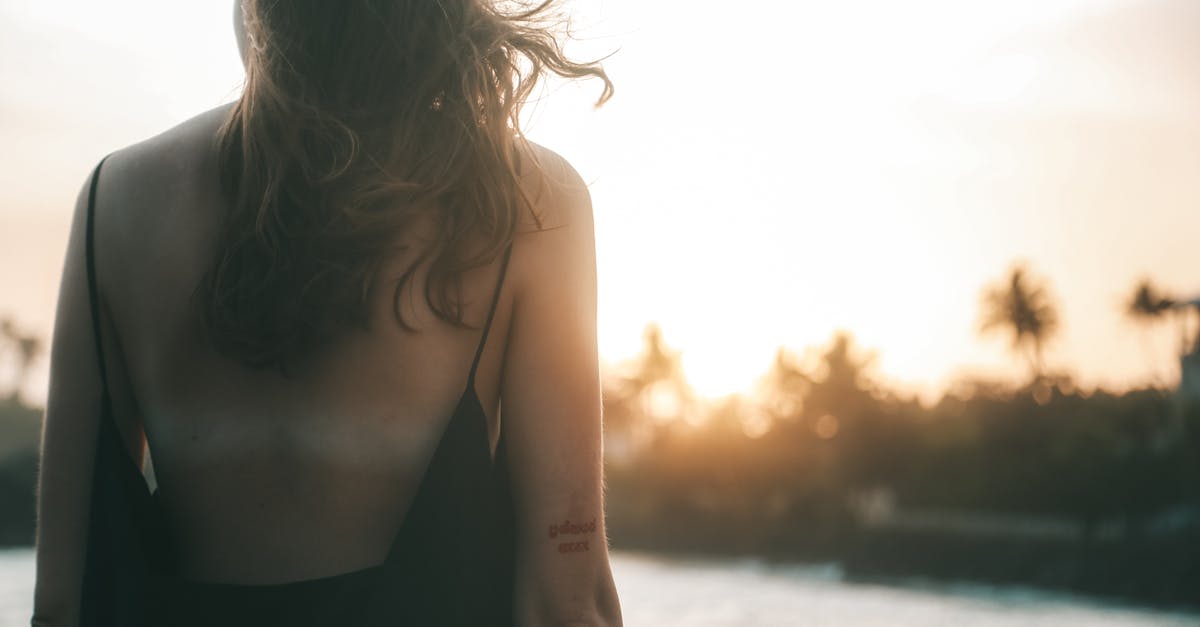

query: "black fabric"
left=79, top=156, right=517, bottom=626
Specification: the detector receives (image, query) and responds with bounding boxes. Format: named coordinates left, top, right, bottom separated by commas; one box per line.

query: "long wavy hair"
left=199, top=0, right=612, bottom=369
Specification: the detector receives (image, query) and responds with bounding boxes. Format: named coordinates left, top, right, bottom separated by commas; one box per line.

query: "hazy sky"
left=1, top=0, right=1198, bottom=404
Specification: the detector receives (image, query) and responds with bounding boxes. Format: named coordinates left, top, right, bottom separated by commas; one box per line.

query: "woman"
left=32, top=1, right=620, bottom=625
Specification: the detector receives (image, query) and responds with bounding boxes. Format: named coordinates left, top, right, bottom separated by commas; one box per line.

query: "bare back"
left=89, top=104, right=522, bottom=583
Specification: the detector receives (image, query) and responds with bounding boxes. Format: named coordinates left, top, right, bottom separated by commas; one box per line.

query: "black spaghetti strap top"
left=78, top=156, right=517, bottom=626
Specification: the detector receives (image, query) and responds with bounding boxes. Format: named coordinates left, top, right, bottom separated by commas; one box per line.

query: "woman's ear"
left=234, top=0, right=248, bottom=67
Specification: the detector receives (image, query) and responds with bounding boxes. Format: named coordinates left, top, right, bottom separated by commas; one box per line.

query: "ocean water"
left=2, top=548, right=1195, bottom=626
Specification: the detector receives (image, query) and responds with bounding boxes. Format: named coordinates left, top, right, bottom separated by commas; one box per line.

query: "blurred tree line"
left=604, top=325, right=1198, bottom=544
left=601, top=266, right=1200, bottom=606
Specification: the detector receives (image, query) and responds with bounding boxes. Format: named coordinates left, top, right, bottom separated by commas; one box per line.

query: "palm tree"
left=758, top=347, right=811, bottom=423
left=1127, top=279, right=1176, bottom=321
left=605, top=323, right=693, bottom=426
left=0, top=316, right=43, bottom=404
left=12, top=335, right=41, bottom=404
left=1125, top=278, right=1200, bottom=359
left=0, top=317, right=16, bottom=401
left=1125, top=279, right=1182, bottom=375
left=980, top=264, right=1060, bottom=382
left=633, top=323, right=683, bottom=387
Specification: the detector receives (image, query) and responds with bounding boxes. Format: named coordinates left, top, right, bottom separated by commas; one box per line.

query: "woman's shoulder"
left=98, top=103, right=232, bottom=186
left=508, top=141, right=597, bottom=300
left=85, top=104, right=234, bottom=289
left=90, top=103, right=234, bottom=224
left=516, top=141, right=593, bottom=232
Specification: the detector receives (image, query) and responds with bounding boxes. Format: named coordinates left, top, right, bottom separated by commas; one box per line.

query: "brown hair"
left=199, top=0, right=612, bottom=369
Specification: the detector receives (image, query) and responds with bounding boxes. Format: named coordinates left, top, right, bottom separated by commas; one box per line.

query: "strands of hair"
left=198, top=0, right=612, bottom=371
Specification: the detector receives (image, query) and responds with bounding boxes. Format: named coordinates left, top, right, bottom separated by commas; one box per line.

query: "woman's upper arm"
left=32, top=168, right=107, bottom=627
left=502, top=148, right=622, bottom=627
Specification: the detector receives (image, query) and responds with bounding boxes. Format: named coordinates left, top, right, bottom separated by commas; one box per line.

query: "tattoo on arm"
left=548, top=517, right=596, bottom=553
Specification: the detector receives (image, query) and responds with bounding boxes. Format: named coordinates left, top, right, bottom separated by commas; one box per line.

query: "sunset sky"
left=1, top=0, right=1198, bottom=404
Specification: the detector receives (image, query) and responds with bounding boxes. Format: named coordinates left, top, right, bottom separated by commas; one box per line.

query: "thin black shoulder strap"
left=466, top=241, right=515, bottom=389
left=85, top=155, right=112, bottom=403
